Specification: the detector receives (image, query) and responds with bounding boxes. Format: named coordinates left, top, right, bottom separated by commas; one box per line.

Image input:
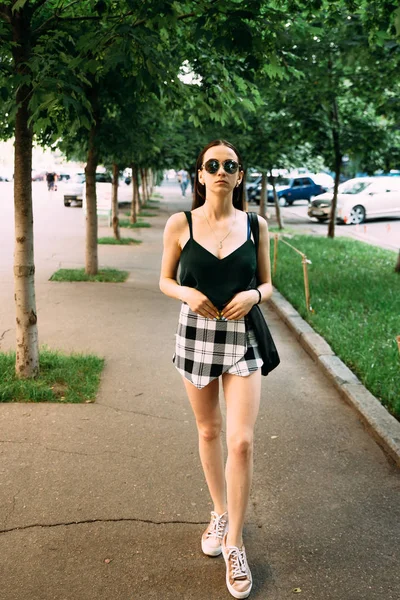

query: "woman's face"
left=198, top=145, right=243, bottom=195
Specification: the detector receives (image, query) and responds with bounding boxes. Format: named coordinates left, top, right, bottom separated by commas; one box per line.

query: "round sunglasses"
left=202, top=159, right=241, bottom=175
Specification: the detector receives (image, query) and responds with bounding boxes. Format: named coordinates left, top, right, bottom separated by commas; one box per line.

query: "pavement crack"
left=96, top=404, right=187, bottom=423
left=0, top=517, right=208, bottom=536
left=0, top=328, right=11, bottom=347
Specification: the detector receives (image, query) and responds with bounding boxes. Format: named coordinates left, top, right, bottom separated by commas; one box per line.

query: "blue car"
left=254, top=175, right=327, bottom=206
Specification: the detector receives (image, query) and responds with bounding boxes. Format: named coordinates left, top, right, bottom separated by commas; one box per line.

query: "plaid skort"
left=173, top=303, right=263, bottom=389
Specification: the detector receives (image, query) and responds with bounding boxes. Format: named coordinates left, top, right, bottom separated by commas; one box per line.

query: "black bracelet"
left=255, top=288, right=262, bottom=305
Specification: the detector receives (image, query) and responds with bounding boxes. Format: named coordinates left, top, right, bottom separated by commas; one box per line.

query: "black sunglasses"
left=202, top=159, right=241, bottom=175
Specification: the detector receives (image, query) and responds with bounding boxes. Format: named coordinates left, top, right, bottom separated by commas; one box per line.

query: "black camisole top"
left=179, top=211, right=257, bottom=311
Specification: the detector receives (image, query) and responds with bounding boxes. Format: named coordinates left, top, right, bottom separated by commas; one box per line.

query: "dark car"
left=245, top=172, right=262, bottom=201
left=254, top=175, right=326, bottom=206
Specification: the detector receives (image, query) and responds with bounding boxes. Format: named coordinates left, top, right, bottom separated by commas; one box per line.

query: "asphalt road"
left=0, top=181, right=133, bottom=283
left=254, top=199, right=400, bottom=252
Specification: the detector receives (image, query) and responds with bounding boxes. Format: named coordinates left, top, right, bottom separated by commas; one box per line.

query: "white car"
left=63, top=172, right=86, bottom=206
left=63, top=172, right=133, bottom=207
left=308, top=177, right=400, bottom=225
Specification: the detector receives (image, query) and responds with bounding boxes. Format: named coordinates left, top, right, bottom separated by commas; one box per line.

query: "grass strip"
left=119, top=219, right=151, bottom=229
left=0, top=349, right=104, bottom=403
left=269, top=226, right=298, bottom=235
left=98, top=237, right=142, bottom=245
left=271, top=234, right=400, bottom=418
left=142, top=203, right=159, bottom=209
left=50, top=268, right=129, bottom=282
left=138, top=211, right=157, bottom=218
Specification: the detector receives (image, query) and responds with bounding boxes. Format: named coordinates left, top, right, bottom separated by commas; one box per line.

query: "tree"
left=1, top=0, right=302, bottom=378
left=275, top=3, right=400, bottom=237
left=0, top=0, right=93, bottom=377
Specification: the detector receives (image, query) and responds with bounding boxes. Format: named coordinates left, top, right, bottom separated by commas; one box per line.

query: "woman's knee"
left=198, top=420, right=222, bottom=443
left=227, top=433, right=254, bottom=461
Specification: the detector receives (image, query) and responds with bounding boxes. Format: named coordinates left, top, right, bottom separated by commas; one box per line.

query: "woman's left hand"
left=221, top=290, right=259, bottom=320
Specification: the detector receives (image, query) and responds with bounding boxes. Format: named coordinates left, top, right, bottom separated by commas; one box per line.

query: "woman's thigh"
left=222, top=370, right=261, bottom=439
left=182, top=377, right=221, bottom=429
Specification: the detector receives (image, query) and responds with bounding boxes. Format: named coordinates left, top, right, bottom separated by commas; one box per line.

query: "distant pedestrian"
left=46, top=171, right=57, bottom=191
left=160, top=139, right=276, bottom=599
left=177, top=169, right=189, bottom=197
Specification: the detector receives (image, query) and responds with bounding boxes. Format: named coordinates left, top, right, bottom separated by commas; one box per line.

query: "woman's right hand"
left=181, top=287, right=219, bottom=320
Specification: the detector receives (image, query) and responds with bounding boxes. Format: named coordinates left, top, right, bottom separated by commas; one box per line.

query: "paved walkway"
left=0, top=181, right=399, bottom=600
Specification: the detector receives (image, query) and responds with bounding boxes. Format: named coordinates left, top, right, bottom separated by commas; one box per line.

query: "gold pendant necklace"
left=202, top=207, right=236, bottom=249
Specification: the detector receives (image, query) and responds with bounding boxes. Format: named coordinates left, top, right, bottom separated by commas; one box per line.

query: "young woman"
left=159, top=140, right=272, bottom=599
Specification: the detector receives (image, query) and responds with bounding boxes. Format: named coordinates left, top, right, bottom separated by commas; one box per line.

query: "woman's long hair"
left=192, top=139, right=245, bottom=211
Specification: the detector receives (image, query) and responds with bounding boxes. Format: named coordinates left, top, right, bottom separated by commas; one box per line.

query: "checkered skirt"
left=173, top=303, right=263, bottom=389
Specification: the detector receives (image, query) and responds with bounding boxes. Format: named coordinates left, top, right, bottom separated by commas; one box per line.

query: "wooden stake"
left=273, top=234, right=278, bottom=277
left=302, top=255, right=311, bottom=311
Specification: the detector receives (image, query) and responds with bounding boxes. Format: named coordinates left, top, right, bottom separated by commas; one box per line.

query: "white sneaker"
left=222, top=532, right=252, bottom=599
left=201, top=511, right=228, bottom=557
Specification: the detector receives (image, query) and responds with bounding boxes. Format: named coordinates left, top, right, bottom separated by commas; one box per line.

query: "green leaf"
left=394, top=7, right=400, bottom=38
left=12, top=0, right=29, bottom=12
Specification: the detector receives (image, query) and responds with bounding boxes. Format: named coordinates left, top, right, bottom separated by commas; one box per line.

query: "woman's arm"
left=159, top=213, right=219, bottom=319
left=255, top=214, right=273, bottom=302
left=159, top=212, right=187, bottom=301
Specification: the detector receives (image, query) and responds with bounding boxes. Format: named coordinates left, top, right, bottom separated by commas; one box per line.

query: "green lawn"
left=119, top=219, right=151, bottom=229
left=98, top=237, right=141, bottom=245
left=50, top=268, right=129, bottom=282
left=271, top=235, right=400, bottom=418
left=142, top=203, right=159, bottom=210
left=0, top=349, right=104, bottom=403
left=138, top=211, right=158, bottom=217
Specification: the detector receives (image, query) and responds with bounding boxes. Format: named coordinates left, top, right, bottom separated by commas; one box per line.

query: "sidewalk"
left=0, top=181, right=399, bottom=600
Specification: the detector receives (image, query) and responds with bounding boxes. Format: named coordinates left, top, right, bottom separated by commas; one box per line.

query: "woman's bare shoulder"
left=256, top=214, right=269, bottom=233
left=164, top=211, right=189, bottom=234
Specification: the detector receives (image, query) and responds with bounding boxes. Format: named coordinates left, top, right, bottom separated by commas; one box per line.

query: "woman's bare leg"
left=183, top=377, right=227, bottom=515
left=222, top=369, right=261, bottom=547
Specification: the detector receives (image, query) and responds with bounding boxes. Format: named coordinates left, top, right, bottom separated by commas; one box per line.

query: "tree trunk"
left=270, top=170, right=284, bottom=230
left=259, top=172, right=267, bottom=218
left=148, top=169, right=153, bottom=197
left=395, top=250, right=400, bottom=273
left=327, top=71, right=342, bottom=238
left=140, top=167, right=147, bottom=204
left=130, top=162, right=137, bottom=224
left=12, top=9, right=39, bottom=378
left=145, top=168, right=151, bottom=201
left=112, top=163, right=120, bottom=240
left=85, top=124, right=98, bottom=274
left=134, top=164, right=141, bottom=211
left=328, top=152, right=342, bottom=239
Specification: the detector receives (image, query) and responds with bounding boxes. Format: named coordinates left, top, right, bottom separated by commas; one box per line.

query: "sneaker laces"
left=227, top=547, right=248, bottom=580
left=207, top=511, right=227, bottom=540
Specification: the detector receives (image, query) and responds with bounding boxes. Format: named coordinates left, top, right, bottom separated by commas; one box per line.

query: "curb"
left=267, top=289, right=400, bottom=468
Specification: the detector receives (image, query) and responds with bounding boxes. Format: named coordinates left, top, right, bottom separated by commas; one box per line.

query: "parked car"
left=254, top=174, right=326, bottom=206
left=307, top=177, right=400, bottom=224
left=31, top=170, right=46, bottom=181
left=58, top=172, right=71, bottom=182
left=64, top=171, right=131, bottom=207
left=0, top=169, right=13, bottom=181
left=63, top=172, right=86, bottom=206
left=245, top=172, right=262, bottom=201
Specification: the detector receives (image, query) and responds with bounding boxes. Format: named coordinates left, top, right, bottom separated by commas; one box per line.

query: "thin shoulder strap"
left=248, top=212, right=259, bottom=253
left=184, top=211, right=193, bottom=238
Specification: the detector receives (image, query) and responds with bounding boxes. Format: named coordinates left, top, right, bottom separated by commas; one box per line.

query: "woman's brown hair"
left=192, top=140, right=245, bottom=210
